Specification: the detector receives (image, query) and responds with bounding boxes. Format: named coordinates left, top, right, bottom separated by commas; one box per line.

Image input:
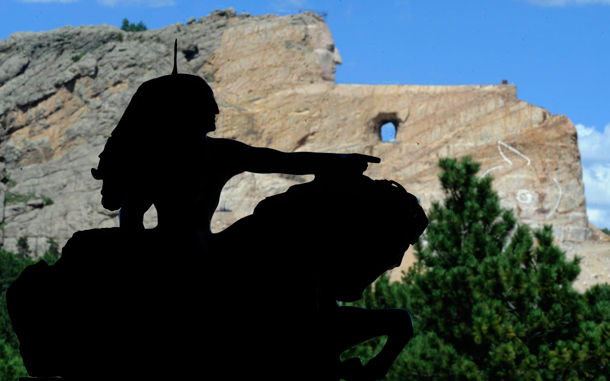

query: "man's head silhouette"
left=91, top=40, right=219, bottom=212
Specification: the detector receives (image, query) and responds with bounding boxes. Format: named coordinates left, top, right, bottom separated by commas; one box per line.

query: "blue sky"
left=1, top=0, right=609, bottom=229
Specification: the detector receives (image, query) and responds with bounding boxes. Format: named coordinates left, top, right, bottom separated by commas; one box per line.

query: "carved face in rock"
left=308, top=22, right=342, bottom=81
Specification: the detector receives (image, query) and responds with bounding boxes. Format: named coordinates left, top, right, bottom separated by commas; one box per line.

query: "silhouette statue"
left=7, top=40, right=428, bottom=381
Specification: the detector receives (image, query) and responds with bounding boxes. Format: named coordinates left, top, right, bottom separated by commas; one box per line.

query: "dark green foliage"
left=120, top=18, right=148, bottom=32
left=16, top=237, right=30, bottom=260
left=4, top=176, right=17, bottom=189
left=0, top=238, right=61, bottom=381
left=602, top=227, right=610, bottom=236
left=342, top=157, right=610, bottom=380
left=0, top=247, right=32, bottom=381
left=5, top=192, right=32, bottom=206
left=0, top=339, right=27, bottom=381
left=42, top=238, right=60, bottom=265
left=115, top=32, right=124, bottom=42
left=135, top=20, right=147, bottom=32
left=71, top=53, right=84, bottom=62
left=5, top=192, right=54, bottom=207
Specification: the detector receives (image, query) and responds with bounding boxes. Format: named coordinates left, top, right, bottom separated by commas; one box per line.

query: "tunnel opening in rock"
left=370, top=112, right=400, bottom=142
left=380, top=122, right=397, bottom=142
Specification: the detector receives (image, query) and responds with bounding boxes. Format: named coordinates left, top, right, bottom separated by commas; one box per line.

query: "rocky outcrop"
left=0, top=8, right=606, bottom=291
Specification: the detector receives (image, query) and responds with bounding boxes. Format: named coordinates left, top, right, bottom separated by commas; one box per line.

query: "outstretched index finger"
left=355, top=154, right=381, bottom=164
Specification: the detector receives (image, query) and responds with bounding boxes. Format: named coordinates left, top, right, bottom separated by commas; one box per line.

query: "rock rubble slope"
left=0, top=9, right=607, bottom=292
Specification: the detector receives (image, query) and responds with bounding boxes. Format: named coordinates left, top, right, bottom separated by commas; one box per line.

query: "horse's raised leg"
left=333, top=306, right=413, bottom=381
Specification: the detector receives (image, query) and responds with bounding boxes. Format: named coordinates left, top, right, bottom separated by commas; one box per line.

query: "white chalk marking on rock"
left=516, top=189, right=533, bottom=204
left=546, top=177, right=562, bottom=219
left=480, top=165, right=504, bottom=177
left=498, top=141, right=531, bottom=166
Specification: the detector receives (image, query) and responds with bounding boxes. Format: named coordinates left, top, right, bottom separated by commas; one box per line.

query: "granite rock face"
left=0, top=9, right=605, bottom=290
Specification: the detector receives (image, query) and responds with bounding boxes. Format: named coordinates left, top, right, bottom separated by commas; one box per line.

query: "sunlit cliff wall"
left=0, top=9, right=602, bottom=290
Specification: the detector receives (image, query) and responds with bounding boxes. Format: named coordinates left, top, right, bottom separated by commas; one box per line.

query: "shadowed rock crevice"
left=295, top=131, right=316, bottom=150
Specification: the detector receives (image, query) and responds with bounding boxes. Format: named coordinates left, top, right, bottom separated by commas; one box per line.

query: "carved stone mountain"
left=0, top=8, right=608, bottom=292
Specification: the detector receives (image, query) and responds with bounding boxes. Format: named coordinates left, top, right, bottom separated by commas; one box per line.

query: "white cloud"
left=525, top=0, right=610, bottom=6
left=97, top=0, right=175, bottom=7
left=587, top=208, right=609, bottom=228
left=575, top=123, right=610, bottom=165
left=576, top=123, right=610, bottom=229
left=582, top=163, right=610, bottom=205
left=19, top=0, right=78, bottom=3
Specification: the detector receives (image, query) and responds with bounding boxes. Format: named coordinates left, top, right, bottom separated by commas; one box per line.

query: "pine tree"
left=0, top=236, right=64, bottom=381
left=0, top=247, right=32, bottom=381
left=342, top=157, right=610, bottom=380
left=120, top=18, right=148, bottom=32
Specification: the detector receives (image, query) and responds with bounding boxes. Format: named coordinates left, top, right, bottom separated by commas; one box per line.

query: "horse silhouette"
left=8, top=41, right=428, bottom=381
